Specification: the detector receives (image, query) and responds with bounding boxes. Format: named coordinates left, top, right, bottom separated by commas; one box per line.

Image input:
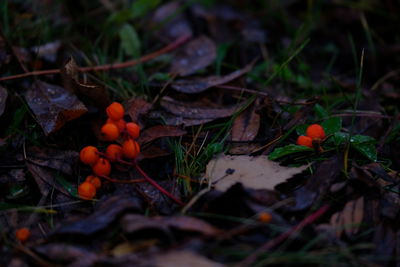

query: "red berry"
left=92, top=158, right=111, bottom=176
left=122, top=138, right=140, bottom=159
left=78, top=181, right=96, bottom=200
left=258, top=212, right=272, bottom=223
left=15, top=228, right=30, bottom=242
left=107, top=118, right=126, bottom=132
left=297, top=135, right=313, bottom=148
left=106, top=102, right=124, bottom=121
left=80, top=146, right=100, bottom=166
left=306, top=124, right=325, bottom=140
left=101, top=123, right=120, bottom=141
left=105, top=144, right=123, bottom=162
left=126, top=122, right=140, bottom=139
left=85, top=175, right=102, bottom=189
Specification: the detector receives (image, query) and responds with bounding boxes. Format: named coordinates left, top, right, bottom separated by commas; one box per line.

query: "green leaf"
left=296, top=124, right=307, bottom=136
left=119, top=24, right=141, bottom=58
left=56, top=175, right=78, bottom=197
left=131, top=0, right=161, bottom=19
left=268, top=144, right=312, bottom=160
left=331, top=132, right=348, bottom=146
left=321, top=117, right=342, bottom=135
left=314, top=104, right=329, bottom=119
left=350, top=134, right=377, bottom=162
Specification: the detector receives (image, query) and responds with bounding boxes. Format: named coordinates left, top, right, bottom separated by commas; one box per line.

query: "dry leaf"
left=170, top=35, right=216, bottom=77
left=24, top=80, right=87, bottom=135
left=171, top=60, right=254, bottom=93
left=206, top=154, right=308, bottom=191
left=126, top=97, right=152, bottom=124
left=137, top=125, right=186, bottom=145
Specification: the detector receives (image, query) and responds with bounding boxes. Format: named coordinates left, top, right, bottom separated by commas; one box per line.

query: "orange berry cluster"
left=78, top=102, right=141, bottom=200
left=296, top=124, right=326, bottom=148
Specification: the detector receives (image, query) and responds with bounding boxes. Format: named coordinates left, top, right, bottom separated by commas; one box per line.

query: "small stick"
left=0, top=34, right=191, bottom=82
left=237, top=204, right=330, bottom=267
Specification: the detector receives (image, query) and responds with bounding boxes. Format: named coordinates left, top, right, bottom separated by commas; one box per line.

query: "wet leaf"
left=170, top=35, right=216, bottom=76
left=231, top=103, right=260, bottom=142
left=53, top=196, right=142, bottom=236
left=35, top=243, right=96, bottom=264
left=162, top=215, right=221, bottom=236
left=268, top=144, right=313, bottom=160
left=137, top=125, right=186, bottom=145
left=153, top=250, right=223, bottom=267
left=0, top=85, right=7, bottom=117
left=206, top=154, right=308, bottom=191
left=330, top=197, right=364, bottom=238
left=126, top=97, right=152, bottom=124
left=160, top=96, right=244, bottom=120
left=24, top=80, right=87, bottom=135
left=148, top=110, right=215, bottom=127
left=171, top=61, right=254, bottom=93
left=351, top=135, right=377, bottom=162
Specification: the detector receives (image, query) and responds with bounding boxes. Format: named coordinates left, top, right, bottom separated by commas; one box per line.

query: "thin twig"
left=134, top=162, right=185, bottom=206
left=99, top=175, right=145, bottom=184
left=237, top=204, right=330, bottom=267
left=0, top=34, right=191, bottom=82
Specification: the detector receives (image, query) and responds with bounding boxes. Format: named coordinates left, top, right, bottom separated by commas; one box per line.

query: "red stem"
left=99, top=175, right=145, bottom=184
left=134, top=161, right=185, bottom=206
left=0, top=34, right=191, bottom=82
left=238, top=204, right=330, bottom=267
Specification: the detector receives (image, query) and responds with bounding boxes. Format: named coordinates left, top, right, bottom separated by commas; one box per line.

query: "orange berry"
left=106, top=102, right=124, bottom=121
left=306, top=124, right=325, bottom=140
left=85, top=175, right=101, bottom=189
left=126, top=122, right=140, bottom=139
left=107, top=118, right=126, bottom=132
left=122, top=138, right=140, bottom=159
left=297, top=135, right=313, bottom=148
left=106, top=144, right=123, bottom=162
left=15, top=227, right=30, bottom=242
left=78, top=181, right=96, bottom=200
left=258, top=212, right=272, bottom=223
left=92, top=158, right=111, bottom=176
left=101, top=123, right=120, bottom=141
left=80, top=146, right=100, bottom=166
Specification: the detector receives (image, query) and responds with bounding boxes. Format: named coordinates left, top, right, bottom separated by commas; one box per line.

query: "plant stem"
left=134, top=161, right=185, bottom=206
left=0, top=34, right=191, bottom=82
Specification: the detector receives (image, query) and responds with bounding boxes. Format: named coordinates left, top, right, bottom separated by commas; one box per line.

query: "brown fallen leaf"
left=160, top=96, right=244, bottom=120
left=61, top=57, right=110, bottom=108
left=170, top=35, right=216, bottom=77
left=148, top=110, right=215, bottom=127
left=137, top=125, right=186, bottom=145
left=24, top=80, right=87, bottom=135
left=0, top=85, right=7, bottom=117
left=206, top=154, right=308, bottom=191
left=171, top=60, right=254, bottom=93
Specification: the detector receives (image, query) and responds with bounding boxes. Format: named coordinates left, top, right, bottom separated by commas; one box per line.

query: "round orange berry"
left=122, top=138, right=140, bottom=159
left=15, top=227, right=30, bottom=242
left=306, top=124, right=325, bottom=140
left=92, top=158, right=111, bottom=176
left=78, top=181, right=96, bottom=200
left=105, top=144, right=123, bottom=162
left=80, top=146, right=100, bottom=166
left=101, top=123, right=120, bottom=141
left=107, top=118, right=126, bottom=132
left=85, top=175, right=102, bottom=189
left=126, top=122, right=140, bottom=139
left=297, top=135, right=313, bottom=148
left=258, top=212, right=272, bottom=223
left=106, top=102, right=125, bottom=121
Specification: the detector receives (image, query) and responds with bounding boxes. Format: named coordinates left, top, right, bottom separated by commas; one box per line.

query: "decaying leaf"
left=61, top=57, right=110, bottom=108
left=0, top=85, right=7, bottom=117
left=137, top=125, right=186, bottom=145
left=170, top=35, right=216, bottom=77
left=206, top=154, right=308, bottom=191
left=171, top=61, right=254, bottom=93
left=160, top=96, right=243, bottom=120
left=330, top=197, right=364, bottom=238
left=24, top=80, right=87, bottom=135
left=148, top=110, right=215, bottom=127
